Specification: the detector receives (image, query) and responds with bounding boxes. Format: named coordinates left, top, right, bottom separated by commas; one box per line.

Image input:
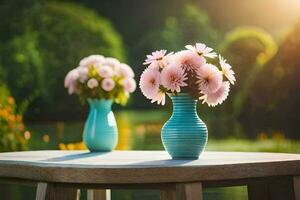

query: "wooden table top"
left=0, top=150, right=300, bottom=184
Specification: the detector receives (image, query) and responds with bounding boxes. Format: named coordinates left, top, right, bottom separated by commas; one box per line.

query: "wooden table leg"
left=176, top=182, right=203, bottom=200
left=293, top=176, right=300, bottom=200
left=87, top=189, right=111, bottom=200
left=161, top=182, right=203, bottom=200
left=36, top=182, right=80, bottom=200
left=248, top=176, right=298, bottom=200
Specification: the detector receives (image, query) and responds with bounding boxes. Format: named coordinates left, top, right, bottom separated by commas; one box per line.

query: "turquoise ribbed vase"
left=83, top=99, right=118, bottom=152
left=161, top=93, right=208, bottom=159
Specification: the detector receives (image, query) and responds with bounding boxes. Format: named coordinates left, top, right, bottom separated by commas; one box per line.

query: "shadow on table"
left=130, top=159, right=197, bottom=167
left=40, top=152, right=110, bottom=162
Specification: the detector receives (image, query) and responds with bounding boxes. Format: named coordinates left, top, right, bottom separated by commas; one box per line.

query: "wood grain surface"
left=176, top=182, right=203, bottom=200
left=0, top=150, right=300, bottom=184
left=35, top=182, right=80, bottom=200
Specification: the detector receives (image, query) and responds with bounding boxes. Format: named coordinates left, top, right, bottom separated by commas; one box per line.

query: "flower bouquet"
left=139, top=43, right=235, bottom=159
left=65, top=55, right=136, bottom=151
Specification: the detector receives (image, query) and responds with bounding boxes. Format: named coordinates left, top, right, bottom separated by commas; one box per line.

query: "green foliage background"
left=1, top=1, right=300, bottom=199
left=219, top=27, right=277, bottom=116
left=0, top=0, right=299, bottom=137
left=244, top=21, right=300, bottom=136
left=0, top=0, right=125, bottom=120
left=0, top=83, right=27, bottom=152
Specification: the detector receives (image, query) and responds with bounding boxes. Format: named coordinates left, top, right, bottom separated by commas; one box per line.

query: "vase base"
left=171, top=157, right=199, bottom=160
left=88, top=149, right=113, bottom=153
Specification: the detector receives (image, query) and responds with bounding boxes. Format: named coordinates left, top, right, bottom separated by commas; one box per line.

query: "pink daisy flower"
left=161, top=65, right=187, bottom=93
left=122, top=78, right=136, bottom=93
left=148, top=62, right=160, bottom=70
left=196, top=64, right=223, bottom=94
left=97, top=65, right=114, bottom=78
left=139, top=67, right=161, bottom=99
left=143, top=50, right=173, bottom=68
left=219, top=55, right=236, bottom=85
left=173, top=50, right=206, bottom=72
left=87, top=78, right=99, bottom=89
left=101, top=78, right=115, bottom=91
left=199, top=81, right=230, bottom=107
left=151, top=90, right=166, bottom=105
left=185, top=43, right=217, bottom=58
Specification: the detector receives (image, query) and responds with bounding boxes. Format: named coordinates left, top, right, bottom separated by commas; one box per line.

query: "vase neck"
left=171, top=93, right=197, bottom=114
left=88, top=99, right=112, bottom=111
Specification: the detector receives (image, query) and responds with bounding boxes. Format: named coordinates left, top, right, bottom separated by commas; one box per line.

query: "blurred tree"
left=0, top=1, right=125, bottom=120
left=219, top=27, right=277, bottom=119
left=77, top=0, right=189, bottom=60
left=165, top=4, right=221, bottom=49
left=137, top=3, right=221, bottom=53
left=131, top=3, right=221, bottom=109
left=0, top=83, right=27, bottom=152
left=245, top=20, right=300, bottom=138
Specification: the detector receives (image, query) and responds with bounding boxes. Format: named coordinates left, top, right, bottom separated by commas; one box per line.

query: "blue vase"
left=161, top=93, right=208, bottom=159
left=83, top=99, right=118, bottom=152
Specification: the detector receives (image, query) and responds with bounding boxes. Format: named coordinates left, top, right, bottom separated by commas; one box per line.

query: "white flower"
left=79, top=55, right=105, bottom=67
left=87, top=78, right=99, bottom=89
left=101, top=78, right=115, bottom=91
left=97, top=65, right=114, bottom=78
left=118, top=63, right=135, bottom=78
left=122, top=78, right=136, bottom=93
left=185, top=43, right=217, bottom=58
left=219, top=55, right=236, bottom=85
left=104, top=57, right=120, bottom=69
left=64, top=69, right=79, bottom=94
left=77, top=66, right=89, bottom=83
left=64, top=69, right=79, bottom=88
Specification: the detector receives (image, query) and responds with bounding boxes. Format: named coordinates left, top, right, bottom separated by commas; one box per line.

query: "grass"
left=207, top=138, right=300, bottom=153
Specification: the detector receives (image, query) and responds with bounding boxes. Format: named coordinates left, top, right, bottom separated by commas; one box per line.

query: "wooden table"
left=0, top=150, right=299, bottom=200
